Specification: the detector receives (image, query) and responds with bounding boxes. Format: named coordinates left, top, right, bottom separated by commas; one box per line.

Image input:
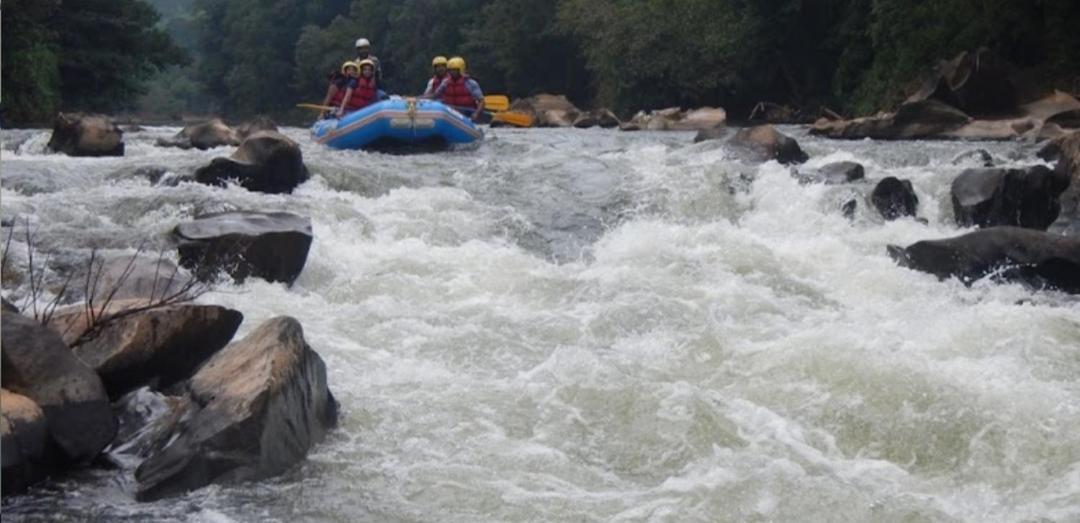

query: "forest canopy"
left=3, top=0, right=1078, bottom=126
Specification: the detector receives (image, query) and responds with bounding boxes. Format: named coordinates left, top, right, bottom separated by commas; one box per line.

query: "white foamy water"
left=2, top=125, right=1078, bottom=522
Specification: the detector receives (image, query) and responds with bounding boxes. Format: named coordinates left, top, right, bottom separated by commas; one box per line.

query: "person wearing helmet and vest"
left=423, top=56, right=449, bottom=96
left=320, top=61, right=357, bottom=118
left=336, top=60, right=378, bottom=116
left=426, top=56, right=485, bottom=121
left=354, top=38, right=382, bottom=86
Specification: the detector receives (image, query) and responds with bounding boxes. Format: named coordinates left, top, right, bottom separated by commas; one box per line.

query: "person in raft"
left=422, top=56, right=449, bottom=96
left=353, top=38, right=382, bottom=86
left=335, top=60, right=378, bottom=117
left=425, top=56, right=485, bottom=122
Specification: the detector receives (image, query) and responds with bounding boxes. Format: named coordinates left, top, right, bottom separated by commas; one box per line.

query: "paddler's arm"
left=467, top=80, right=485, bottom=122
left=338, top=88, right=354, bottom=116
left=420, top=78, right=449, bottom=100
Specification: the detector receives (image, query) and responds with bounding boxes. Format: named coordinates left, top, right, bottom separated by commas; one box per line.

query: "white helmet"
left=355, top=38, right=371, bottom=48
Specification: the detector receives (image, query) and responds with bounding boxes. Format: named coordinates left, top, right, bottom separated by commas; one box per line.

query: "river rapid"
left=1, top=125, right=1078, bottom=522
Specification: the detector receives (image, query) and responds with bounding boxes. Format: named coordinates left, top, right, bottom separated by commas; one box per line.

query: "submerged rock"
left=1, top=389, right=50, bottom=495
left=951, top=166, right=1068, bottom=230
left=156, top=119, right=239, bottom=150
left=194, top=131, right=309, bottom=194
left=888, top=227, right=1080, bottom=293
left=1039, top=131, right=1080, bottom=236
left=135, top=317, right=338, bottom=501
left=47, top=113, right=125, bottom=157
left=1, top=311, right=116, bottom=465
left=173, top=211, right=313, bottom=285
left=730, top=125, right=808, bottom=165
left=871, top=177, right=919, bottom=220
left=48, top=300, right=243, bottom=399
left=800, top=161, right=865, bottom=185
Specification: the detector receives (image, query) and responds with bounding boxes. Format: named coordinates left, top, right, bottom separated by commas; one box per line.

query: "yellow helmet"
left=447, top=56, right=466, bottom=73
left=432, top=56, right=448, bottom=67
left=358, top=59, right=376, bottom=70
left=341, top=61, right=359, bottom=74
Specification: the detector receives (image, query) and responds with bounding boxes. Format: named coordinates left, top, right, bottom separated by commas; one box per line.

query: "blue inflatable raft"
left=311, top=97, right=483, bottom=151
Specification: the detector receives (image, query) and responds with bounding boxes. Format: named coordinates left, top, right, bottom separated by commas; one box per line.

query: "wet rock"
left=173, top=211, right=313, bottom=285
left=812, top=100, right=973, bottom=140
left=730, top=125, right=808, bottom=165
left=906, top=48, right=1018, bottom=117
left=2, top=298, right=18, bottom=313
left=194, top=131, right=309, bottom=194
left=46, top=113, right=125, bottom=157
left=109, top=388, right=197, bottom=466
left=1, top=311, right=116, bottom=464
left=235, top=116, right=279, bottom=141
left=156, top=119, right=239, bottom=150
left=1, top=389, right=51, bottom=495
left=626, top=107, right=727, bottom=132
left=1039, top=131, right=1080, bottom=236
left=841, top=198, right=858, bottom=219
left=818, top=162, right=865, bottom=184
left=871, top=177, right=919, bottom=220
left=593, top=109, right=620, bottom=128
left=571, top=112, right=599, bottom=129
left=135, top=317, right=338, bottom=501
left=951, top=149, right=994, bottom=168
left=47, top=300, right=243, bottom=399
left=888, top=227, right=1080, bottom=293
left=951, top=166, right=1069, bottom=230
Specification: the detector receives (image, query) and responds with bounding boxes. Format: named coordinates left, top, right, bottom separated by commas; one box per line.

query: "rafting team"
left=320, top=38, right=485, bottom=122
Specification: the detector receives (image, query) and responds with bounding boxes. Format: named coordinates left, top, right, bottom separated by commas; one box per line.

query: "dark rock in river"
left=951, top=149, right=994, bottom=168
left=811, top=100, right=972, bottom=140
left=871, top=177, right=919, bottom=220
left=194, top=131, right=309, bottom=194
left=48, top=300, right=243, bottom=399
left=888, top=226, right=1080, bottom=293
left=156, top=118, right=239, bottom=150
left=800, top=161, right=865, bottom=185
left=1, top=311, right=116, bottom=465
left=693, top=127, right=730, bottom=143
left=730, top=125, right=808, bottom=165
left=951, top=166, right=1069, bottom=230
left=47, top=113, right=125, bottom=157
left=74, top=254, right=196, bottom=304
left=173, top=211, right=313, bottom=285
left=1039, top=131, right=1080, bottom=236
left=135, top=316, right=338, bottom=501
left=1, top=389, right=51, bottom=495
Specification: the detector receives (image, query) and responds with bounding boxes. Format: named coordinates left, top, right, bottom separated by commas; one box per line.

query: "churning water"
left=1, top=125, right=1078, bottom=522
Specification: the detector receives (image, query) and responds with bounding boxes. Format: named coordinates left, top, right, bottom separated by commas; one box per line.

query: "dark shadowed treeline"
left=3, top=0, right=1078, bottom=126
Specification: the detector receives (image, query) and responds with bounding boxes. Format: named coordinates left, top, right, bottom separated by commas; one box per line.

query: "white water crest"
left=2, top=125, right=1078, bottom=522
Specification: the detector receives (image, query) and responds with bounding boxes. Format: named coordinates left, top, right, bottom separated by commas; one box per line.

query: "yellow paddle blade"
left=484, top=95, right=510, bottom=111
left=492, top=111, right=534, bottom=128
left=297, top=103, right=334, bottom=111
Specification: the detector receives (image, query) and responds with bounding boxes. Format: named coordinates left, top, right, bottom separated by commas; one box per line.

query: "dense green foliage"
left=2, top=0, right=62, bottom=125
left=5, top=0, right=1079, bottom=125
left=2, top=0, right=187, bottom=125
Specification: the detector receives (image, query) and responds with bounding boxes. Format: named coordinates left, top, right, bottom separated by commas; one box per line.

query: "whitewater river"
left=2, top=125, right=1078, bottom=522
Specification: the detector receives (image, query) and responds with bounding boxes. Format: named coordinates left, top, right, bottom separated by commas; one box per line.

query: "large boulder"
left=730, top=125, right=808, bottom=165
left=799, top=161, right=865, bottom=185
left=47, top=300, right=243, bottom=399
left=173, top=211, right=313, bottom=285
left=951, top=166, right=1069, bottom=230
left=1039, top=131, right=1080, bottom=235
left=134, top=317, right=338, bottom=501
left=871, top=177, right=919, bottom=220
left=888, top=227, right=1080, bottom=293
left=195, top=131, right=309, bottom=194
left=906, top=48, right=1018, bottom=117
left=811, top=100, right=972, bottom=140
left=156, top=119, right=239, bottom=150
left=1, top=311, right=116, bottom=464
left=46, top=113, right=124, bottom=157
left=2, top=389, right=51, bottom=495
left=235, top=116, right=279, bottom=141
left=509, top=94, right=580, bottom=128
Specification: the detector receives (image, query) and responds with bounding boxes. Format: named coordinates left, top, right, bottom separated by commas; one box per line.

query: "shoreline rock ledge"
left=134, top=316, right=338, bottom=501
